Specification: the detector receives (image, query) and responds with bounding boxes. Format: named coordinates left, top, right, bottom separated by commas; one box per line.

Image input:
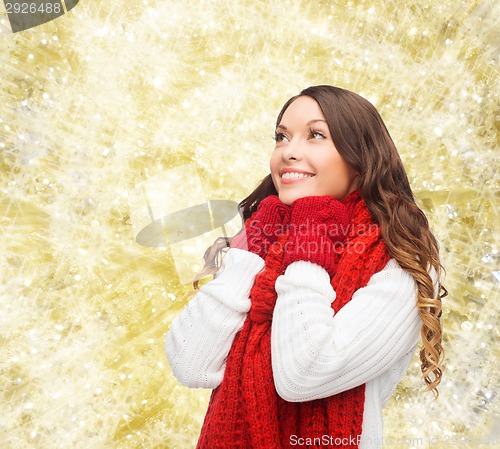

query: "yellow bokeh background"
left=0, top=1, right=498, bottom=448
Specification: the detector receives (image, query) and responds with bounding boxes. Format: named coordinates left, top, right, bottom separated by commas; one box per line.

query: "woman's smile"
left=279, top=168, right=316, bottom=184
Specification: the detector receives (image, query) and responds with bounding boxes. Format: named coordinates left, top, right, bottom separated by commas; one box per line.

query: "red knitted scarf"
left=196, top=193, right=390, bottom=449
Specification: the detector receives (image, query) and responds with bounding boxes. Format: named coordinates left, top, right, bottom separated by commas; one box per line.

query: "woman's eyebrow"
left=276, top=119, right=327, bottom=131
left=306, top=119, right=327, bottom=126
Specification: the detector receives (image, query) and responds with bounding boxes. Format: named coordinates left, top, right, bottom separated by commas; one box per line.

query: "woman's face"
left=270, top=95, right=359, bottom=206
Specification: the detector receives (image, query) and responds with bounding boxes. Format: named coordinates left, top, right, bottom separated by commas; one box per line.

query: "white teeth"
left=281, top=172, right=314, bottom=179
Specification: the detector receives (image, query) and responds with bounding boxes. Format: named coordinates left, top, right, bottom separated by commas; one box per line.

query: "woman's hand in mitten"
left=230, top=195, right=291, bottom=259
left=283, top=195, right=352, bottom=276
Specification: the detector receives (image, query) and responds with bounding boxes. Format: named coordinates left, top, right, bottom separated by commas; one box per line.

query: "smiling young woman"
left=165, top=85, right=446, bottom=449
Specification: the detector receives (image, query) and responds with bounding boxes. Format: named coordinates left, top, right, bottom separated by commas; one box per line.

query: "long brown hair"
left=193, top=85, right=446, bottom=398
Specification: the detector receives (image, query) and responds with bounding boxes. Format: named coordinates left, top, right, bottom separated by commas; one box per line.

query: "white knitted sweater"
left=166, top=248, right=430, bottom=449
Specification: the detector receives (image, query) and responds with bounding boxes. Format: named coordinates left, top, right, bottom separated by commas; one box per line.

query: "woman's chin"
left=278, top=191, right=309, bottom=205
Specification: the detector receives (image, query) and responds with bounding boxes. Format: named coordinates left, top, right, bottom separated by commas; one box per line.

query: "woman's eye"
left=274, top=132, right=289, bottom=143
left=310, top=129, right=326, bottom=140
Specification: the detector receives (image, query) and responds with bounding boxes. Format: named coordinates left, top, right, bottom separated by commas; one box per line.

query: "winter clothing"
left=166, top=192, right=424, bottom=449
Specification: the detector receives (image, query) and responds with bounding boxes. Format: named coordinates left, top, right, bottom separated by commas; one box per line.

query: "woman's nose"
left=281, top=138, right=303, bottom=161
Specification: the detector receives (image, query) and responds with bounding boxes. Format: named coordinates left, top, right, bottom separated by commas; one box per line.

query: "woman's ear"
left=346, top=171, right=361, bottom=196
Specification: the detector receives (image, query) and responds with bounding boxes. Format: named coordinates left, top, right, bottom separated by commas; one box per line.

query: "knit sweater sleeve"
left=165, top=248, right=264, bottom=389
left=271, top=259, right=424, bottom=402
